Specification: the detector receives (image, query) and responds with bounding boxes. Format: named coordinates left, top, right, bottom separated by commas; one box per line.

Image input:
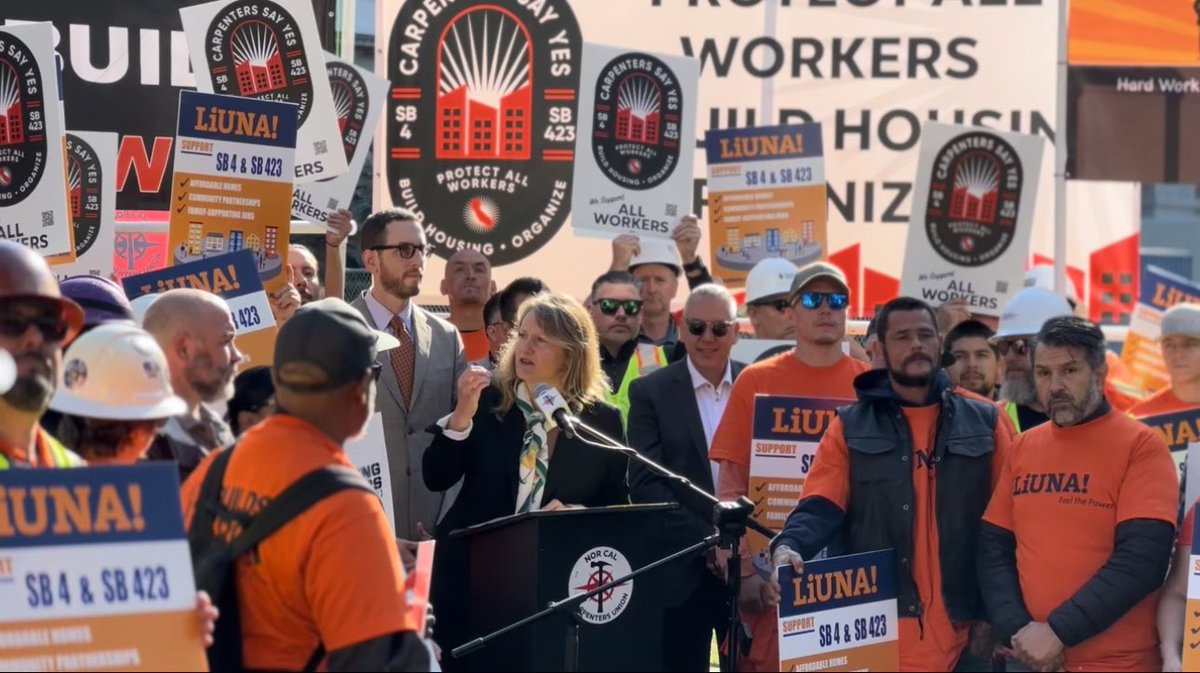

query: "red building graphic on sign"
left=264, top=225, right=278, bottom=257
left=232, top=21, right=287, bottom=95
left=615, top=74, right=660, bottom=144
left=0, top=63, right=24, bottom=146
left=68, top=158, right=82, bottom=218
left=435, top=7, right=533, bottom=160
left=948, top=154, right=1000, bottom=223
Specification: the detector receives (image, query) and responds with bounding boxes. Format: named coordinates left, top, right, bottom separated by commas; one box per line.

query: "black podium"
left=448, top=503, right=680, bottom=671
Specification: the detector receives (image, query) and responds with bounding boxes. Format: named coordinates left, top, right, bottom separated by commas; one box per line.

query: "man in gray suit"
left=352, top=208, right=467, bottom=540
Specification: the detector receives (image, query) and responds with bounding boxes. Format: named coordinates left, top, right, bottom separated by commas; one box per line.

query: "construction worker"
left=588, top=270, right=668, bottom=425
left=1129, top=303, right=1200, bottom=418
left=992, top=287, right=1074, bottom=433
left=743, top=257, right=798, bottom=340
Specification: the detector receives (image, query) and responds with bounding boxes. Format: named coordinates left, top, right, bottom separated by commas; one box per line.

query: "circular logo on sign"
left=386, top=0, right=581, bottom=266
left=924, top=132, right=1024, bottom=268
left=327, top=61, right=369, bottom=166
left=567, top=546, right=633, bottom=625
left=65, top=134, right=104, bottom=257
left=205, top=0, right=315, bottom=124
left=62, top=359, right=87, bottom=390
left=591, top=52, right=683, bottom=191
left=0, top=32, right=49, bottom=207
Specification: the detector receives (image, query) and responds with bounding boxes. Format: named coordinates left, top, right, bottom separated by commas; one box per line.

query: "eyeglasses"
left=0, top=312, right=69, bottom=342
left=597, top=298, right=643, bottom=316
left=750, top=298, right=792, bottom=313
left=686, top=319, right=735, bottom=338
left=997, top=338, right=1030, bottom=357
left=369, top=243, right=426, bottom=259
left=793, top=291, right=850, bottom=311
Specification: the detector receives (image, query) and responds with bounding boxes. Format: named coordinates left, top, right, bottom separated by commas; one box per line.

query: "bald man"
left=0, top=241, right=86, bottom=468
left=441, top=248, right=494, bottom=361
left=287, top=208, right=354, bottom=305
left=143, top=289, right=245, bottom=481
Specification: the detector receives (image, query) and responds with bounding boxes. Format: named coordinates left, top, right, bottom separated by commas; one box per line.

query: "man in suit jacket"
left=628, top=283, right=744, bottom=671
left=352, top=208, right=467, bottom=540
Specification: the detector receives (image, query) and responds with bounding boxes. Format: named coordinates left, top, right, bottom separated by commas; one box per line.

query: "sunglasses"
left=686, top=319, right=735, bottom=338
left=597, top=298, right=643, bottom=316
left=0, top=312, right=69, bottom=342
left=997, top=339, right=1030, bottom=357
left=793, top=291, right=850, bottom=311
left=369, top=243, right=426, bottom=259
left=750, top=298, right=792, bottom=313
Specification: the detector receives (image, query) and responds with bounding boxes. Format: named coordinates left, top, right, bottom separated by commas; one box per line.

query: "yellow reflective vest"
left=0, top=431, right=84, bottom=469
left=606, top=343, right=668, bottom=426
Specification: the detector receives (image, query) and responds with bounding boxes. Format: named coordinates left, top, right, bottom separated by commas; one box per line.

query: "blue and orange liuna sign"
left=0, top=464, right=207, bottom=671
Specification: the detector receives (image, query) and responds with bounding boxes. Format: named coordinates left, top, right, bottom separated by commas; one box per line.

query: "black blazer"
left=424, top=385, right=630, bottom=535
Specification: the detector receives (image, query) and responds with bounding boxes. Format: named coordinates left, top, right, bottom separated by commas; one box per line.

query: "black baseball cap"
left=273, top=298, right=399, bottom=391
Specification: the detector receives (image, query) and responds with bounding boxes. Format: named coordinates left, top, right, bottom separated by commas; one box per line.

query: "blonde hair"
left=494, top=292, right=610, bottom=415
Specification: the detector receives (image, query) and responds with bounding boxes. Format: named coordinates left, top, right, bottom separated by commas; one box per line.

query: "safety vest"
left=0, top=431, right=84, bottom=469
left=1003, top=401, right=1021, bottom=434
left=606, top=343, right=668, bottom=426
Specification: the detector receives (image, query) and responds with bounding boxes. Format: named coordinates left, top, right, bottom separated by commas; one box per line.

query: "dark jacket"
left=772, top=369, right=1001, bottom=622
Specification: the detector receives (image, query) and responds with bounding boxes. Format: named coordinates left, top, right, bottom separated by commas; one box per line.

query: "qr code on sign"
left=664, top=203, right=677, bottom=217
left=327, top=198, right=339, bottom=210
left=41, top=210, right=54, bottom=228
left=314, top=140, right=327, bottom=155
left=995, top=280, right=1008, bottom=293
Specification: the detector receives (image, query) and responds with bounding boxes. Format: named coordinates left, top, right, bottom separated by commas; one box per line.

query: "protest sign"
left=0, top=464, right=207, bottom=671
left=167, top=90, right=296, bottom=293
left=1137, top=407, right=1200, bottom=481
left=291, top=53, right=386, bottom=226
left=344, top=412, right=396, bottom=533
left=900, top=123, right=1045, bottom=318
left=122, top=249, right=278, bottom=367
left=113, top=229, right=170, bottom=282
left=749, top=395, right=846, bottom=573
left=1122, top=266, right=1200, bottom=393
left=571, top=43, right=698, bottom=240
left=49, top=132, right=118, bottom=279
left=778, top=550, right=899, bottom=672
left=406, top=540, right=435, bottom=637
left=704, top=123, right=827, bottom=287
left=0, top=22, right=72, bottom=257
left=1185, top=512, right=1200, bottom=672
left=180, top=0, right=347, bottom=184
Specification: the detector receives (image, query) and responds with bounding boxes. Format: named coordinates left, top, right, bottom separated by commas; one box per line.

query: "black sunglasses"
left=750, top=298, right=792, bottom=313
left=793, top=291, right=850, bottom=311
left=369, top=243, right=426, bottom=259
left=998, top=339, right=1030, bottom=357
left=0, top=312, right=69, bottom=342
left=597, top=298, right=643, bottom=316
left=686, top=319, right=735, bottom=338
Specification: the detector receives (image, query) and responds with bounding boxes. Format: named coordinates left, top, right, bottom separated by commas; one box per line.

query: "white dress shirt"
left=363, top=287, right=415, bottom=337
left=686, top=357, right=733, bottom=487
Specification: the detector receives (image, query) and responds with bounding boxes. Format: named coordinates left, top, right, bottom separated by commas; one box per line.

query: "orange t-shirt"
left=180, top=415, right=414, bottom=669
left=802, top=402, right=1011, bottom=672
left=982, top=409, right=1177, bottom=671
left=459, top=328, right=490, bottom=362
left=1128, top=387, right=1198, bottom=419
left=708, top=352, right=868, bottom=672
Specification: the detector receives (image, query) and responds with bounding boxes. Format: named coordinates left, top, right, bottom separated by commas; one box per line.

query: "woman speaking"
left=423, top=291, right=629, bottom=661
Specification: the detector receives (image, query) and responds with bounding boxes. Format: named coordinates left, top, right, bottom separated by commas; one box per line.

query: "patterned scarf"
left=514, top=383, right=551, bottom=513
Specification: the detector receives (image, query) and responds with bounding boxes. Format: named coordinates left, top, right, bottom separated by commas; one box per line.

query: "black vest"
left=836, top=390, right=998, bottom=622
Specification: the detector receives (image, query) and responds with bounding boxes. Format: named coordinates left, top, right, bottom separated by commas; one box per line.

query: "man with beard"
left=979, top=316, right=1176, bottom=672
left=767, top=296, right=1012, bottom=672
left=945, top=320, right=1000, bottom=399
left=352, top=208, right=466, bottom=540
left=588, top=270, right=667, bottom=425
left=441, top=248, right=494, bottom=363
left=992, top=287, right=1074, bottom=433
left=0, top=241, right=86, bottom=468
left=143, top=289, right=245, bottom=482
left=287, top=208, right=355, bottom=305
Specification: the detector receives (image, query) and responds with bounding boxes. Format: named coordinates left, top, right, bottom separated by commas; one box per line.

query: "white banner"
left=180, top=0, right=348, bottom=184
left=345, top=412, right=396, bottom=533
left=291, top=52, right=387, bottom=226
left=49, top=131, right=117, bottom=279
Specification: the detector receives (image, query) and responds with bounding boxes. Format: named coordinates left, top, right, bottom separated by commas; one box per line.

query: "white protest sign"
left=49, top=131, right=118, bottom=278
left=900, top=123, right=1045, bottom=317
left=180, top=0, right=348, bottom=184
left=571, top=43, right=698, bottom=240
left=345, top=412, right=396, bottom=532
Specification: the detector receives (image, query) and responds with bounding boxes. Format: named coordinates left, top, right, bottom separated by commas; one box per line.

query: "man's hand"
left=326, top=208, right=354, bottom=248
left=671, top=214, right=703, bottom=265
left=738, top=574, right=774, bottom=613
left=1012, top=622, right=1065, bottom=671
left=935, top=299, right=972, bottom=338
left=965, top=621, right=996, bottom=660
left=269, top=265, right=302, bottom=324
left=610, top=234, right=640, bottom=271
left=194, top=591, right=219, bottom=648
left=766, top=544, right=804, bottom=608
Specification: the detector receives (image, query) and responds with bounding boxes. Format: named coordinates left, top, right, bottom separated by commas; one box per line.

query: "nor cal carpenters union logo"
left=591, top=52, right=683, bottom=191
left=386, top=0, right=581, bottom=265
left=205, top=0, right=315, bottom=124
left=567, top=546, right=633, bottom=625
left=65, top=134, right=104, bottom=258
left=0, top=31, right=48, bottom=206
left=924, top=131, right=1025, bottom=268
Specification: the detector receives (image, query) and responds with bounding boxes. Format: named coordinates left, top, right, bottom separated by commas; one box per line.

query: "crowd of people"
left=2, top=203, right=1199, bottom=673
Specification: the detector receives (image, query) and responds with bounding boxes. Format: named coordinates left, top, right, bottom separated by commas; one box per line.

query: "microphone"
left=532, top=383, right=578, bottom=439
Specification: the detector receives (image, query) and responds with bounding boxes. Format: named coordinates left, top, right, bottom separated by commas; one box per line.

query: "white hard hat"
left=51, top=323, right=187, bottom=420
left=629, top=238, right=682, bottom=276
left=0, top=350, right=14, bottom=395
left=1024, top=265, right=1079, bottom=305
left=129, top=293, right=160, bottom=327
left=992, top=286, right=1074, bottom=341
left=745, top=257, right=799, bottom=304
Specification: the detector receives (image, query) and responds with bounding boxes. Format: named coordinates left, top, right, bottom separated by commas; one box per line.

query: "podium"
left=449, top=504, right=680, bottom=671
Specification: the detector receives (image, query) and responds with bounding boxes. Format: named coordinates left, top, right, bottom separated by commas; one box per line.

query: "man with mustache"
left=992, top=287, right=1074, bottom=433
left=766, top=296, right=1013, bottom=672
left=945, top=320, right=1000, bottom=400
left=979, top=316, right=1177, bottom=672
left=0, top=241, right=86, bottom=468
left=143, top=289, right=245, bottom=482
left=588, top=270, right=667, bottom=425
